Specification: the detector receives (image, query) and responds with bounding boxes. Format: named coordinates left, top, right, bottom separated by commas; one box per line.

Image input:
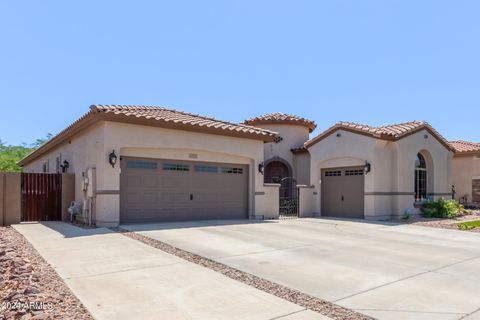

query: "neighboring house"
left=18, top=105, right=477, bottom=225
left=450, top=141, right=480, bottom=205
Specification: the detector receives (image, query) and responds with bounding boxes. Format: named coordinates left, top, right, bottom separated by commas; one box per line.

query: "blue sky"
left=1, top=1, right=479, bottom=145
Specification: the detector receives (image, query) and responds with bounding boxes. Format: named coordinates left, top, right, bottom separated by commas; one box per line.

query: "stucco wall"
left=255, top=183, right=280, bottom=219
left=253, top=123, right=310, bottom=179
left=293, top=152, right=311, bottom=185
left=452, top=155, right=480, bottom=202
left=298, top=185, right=315, bottom=217
left=308, top=128, right=453, bottom=219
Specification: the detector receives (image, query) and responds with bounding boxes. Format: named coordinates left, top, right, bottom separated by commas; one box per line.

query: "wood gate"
left=279, top=177, right=299, bottom=218
left=21, top=173, right=62, bottom=221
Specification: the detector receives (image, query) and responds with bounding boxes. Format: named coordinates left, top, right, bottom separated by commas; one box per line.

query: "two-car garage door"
left=321, top=166, right=365, bottom=219
left=120, top=157, right=248, bottom=223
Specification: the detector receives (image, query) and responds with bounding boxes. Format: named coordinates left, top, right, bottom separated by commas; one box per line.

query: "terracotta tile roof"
left=290, top=146, right=308, bottom=154
left=449, top=140, right=480, bottom=154
left=18, top=105, right=278, bottom=166
left=305, top=120, right=454, bottom=151
left=243, top=113, right=317, bottom=133
left=92, top=105, right=277, bottom=136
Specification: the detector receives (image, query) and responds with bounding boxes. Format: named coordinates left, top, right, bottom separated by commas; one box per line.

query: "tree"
left=0, top=134, right=52, bottom=172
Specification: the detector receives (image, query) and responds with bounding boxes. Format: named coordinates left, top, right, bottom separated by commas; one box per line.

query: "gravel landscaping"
left=111, top=227, right=373, bottom=320
left=394, top=210, right=480, bottom=232
left=0, top=227, right=93, bottom=320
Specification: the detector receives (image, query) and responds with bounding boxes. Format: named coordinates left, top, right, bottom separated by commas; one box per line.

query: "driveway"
left=13, top=222, right=328, bottom=320
left=122, top=218, right=480, bottom=320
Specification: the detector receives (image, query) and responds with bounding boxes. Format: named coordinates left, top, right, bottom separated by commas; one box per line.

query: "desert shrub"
left=421, top=198, right=464, bottom=219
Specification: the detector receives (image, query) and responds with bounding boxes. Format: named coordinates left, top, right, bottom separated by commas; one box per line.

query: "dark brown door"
left=120, top=157, right=248, bottom=223
left=321, top=167, right=364, bottom=219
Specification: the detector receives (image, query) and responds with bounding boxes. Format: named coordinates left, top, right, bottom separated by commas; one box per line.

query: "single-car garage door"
left=120, top=157, right=248, bottom=223
left=321, top=166, right=364, bottom=219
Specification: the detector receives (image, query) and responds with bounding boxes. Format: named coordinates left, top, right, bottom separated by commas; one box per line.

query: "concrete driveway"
left=13, top=222, right=328, bottom=320
left=122, top=218, right=480, bottom=320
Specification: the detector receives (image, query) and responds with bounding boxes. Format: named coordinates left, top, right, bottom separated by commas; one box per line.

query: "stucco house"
left=450, top=141, right=480, bottom=205
left=19, top=105, right=478, bottom=226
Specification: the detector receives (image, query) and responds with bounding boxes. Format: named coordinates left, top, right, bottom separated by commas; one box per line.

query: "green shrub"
left=421, top=198, right=464, bottom=219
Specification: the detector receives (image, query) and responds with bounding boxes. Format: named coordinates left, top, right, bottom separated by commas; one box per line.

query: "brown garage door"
left=473, top=179, right=480, bottom=203
left=120, top=157, right=248, bottom=223
left=321, top=166, right=364, bottom=219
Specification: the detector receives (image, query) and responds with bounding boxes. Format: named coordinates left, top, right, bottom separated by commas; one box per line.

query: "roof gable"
left=305, top=121, right=454, bottom=152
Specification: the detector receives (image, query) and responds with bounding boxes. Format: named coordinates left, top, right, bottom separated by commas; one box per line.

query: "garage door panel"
left=120, top=157, right=248, bottom=223
left=322, top=166, right=364, bottom=219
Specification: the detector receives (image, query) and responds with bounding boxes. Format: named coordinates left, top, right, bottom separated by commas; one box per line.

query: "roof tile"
left=243, top=113, right=317, bottom=132
left=449, top=140, right=480, bottom=153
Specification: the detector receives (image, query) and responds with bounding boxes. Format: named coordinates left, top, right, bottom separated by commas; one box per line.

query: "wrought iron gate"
left=279, top=177, right=299, bottom=218
left=21, top=173, right=62, bottom=222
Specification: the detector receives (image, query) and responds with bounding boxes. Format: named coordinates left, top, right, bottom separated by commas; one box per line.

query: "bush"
left=421, top=198, right=464, bottom=219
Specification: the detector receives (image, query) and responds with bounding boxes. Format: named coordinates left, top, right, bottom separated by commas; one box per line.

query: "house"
left=19, top=105, right=281, bottom=226
left=19, top=105, right=477, bottom=226
left=450, top=141, right=480, bottom=205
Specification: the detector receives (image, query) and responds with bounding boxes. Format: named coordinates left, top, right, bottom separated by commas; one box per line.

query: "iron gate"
left=21, top=173, right=62, bottom=222
left=279, top=177, right=299, bottom=218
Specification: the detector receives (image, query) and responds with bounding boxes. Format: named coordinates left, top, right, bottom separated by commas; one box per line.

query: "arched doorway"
left=264, top=160, right=291, bottom=183
left=264, top=159, right=298, bottom=218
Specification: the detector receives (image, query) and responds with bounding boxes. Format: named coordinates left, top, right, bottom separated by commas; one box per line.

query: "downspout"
left=91, top=167, right=97, bottom=226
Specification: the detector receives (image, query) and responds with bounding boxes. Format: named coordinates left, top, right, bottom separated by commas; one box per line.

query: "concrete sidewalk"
left=13, top=222, right=329, bottom=320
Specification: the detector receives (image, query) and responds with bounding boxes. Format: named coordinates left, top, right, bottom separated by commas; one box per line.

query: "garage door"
left=120, top=157, right=248, bottom=223
left=473, top=179, right=480, bottom=203
left=321, top=166, right=364, bottom=219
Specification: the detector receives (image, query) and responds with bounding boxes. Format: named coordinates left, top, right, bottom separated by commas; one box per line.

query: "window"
left=345, top=169, right=364, bottom=176
left=194, top=165, right=218, bottom=173
left=415, top=153, right=427, bottom=201
left=163, top=163, right=189, bottom=171
left=221, top=167, right=243, bottom=174
left=127, top=160, right=158, bottom=170
left=325, top=170, right=341, bottom=177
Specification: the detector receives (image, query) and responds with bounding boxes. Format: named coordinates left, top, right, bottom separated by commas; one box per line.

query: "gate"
left=279, top=177, right=299, bottom=218
left=21, top=173, right=62, bottom=221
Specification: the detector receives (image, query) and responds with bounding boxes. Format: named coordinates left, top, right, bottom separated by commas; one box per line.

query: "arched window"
left=415, top=153, right=427, bottom=201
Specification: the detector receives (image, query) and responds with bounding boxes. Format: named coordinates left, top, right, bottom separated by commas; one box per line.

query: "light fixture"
left=60, top=160, right=70, bottom=173
left=364, top=161, right=371, bottom=174
left=258, top=162, right=264, bottom=175
left=109, top=150, right=118, bottom=168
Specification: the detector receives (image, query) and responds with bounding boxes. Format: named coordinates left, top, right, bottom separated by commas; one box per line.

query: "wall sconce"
left=258, top=162, right=264, bottom=175
left=364, top=161, right=371, bottom=174
left=60, top=160, right=70, bottom=173
left=109, top=150, right=118, bottom=168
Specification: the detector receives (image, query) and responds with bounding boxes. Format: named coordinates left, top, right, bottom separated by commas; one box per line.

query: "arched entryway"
left=264, top=159, right=291, bottom=183
left=264, top=158, right=298, bottom=218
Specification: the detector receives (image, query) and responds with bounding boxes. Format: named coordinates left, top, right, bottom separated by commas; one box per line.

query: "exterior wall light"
left=60, top=160, right=70, bottom=173
left=258, top=162, right=264, bottom=175
left=109, top=150, right=118, bottom=168
left=364, top=161, right=371, bottom=174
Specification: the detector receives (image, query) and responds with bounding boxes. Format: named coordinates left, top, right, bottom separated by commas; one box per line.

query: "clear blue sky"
left=1, top=1, right=479, bottom=145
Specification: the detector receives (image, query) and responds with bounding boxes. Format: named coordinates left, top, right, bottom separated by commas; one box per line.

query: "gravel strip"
left=111, top=227, right=373, bottom=320
left=0, top=227, right=93, bottom=320
left=392, top=211, right=480, bottom=233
